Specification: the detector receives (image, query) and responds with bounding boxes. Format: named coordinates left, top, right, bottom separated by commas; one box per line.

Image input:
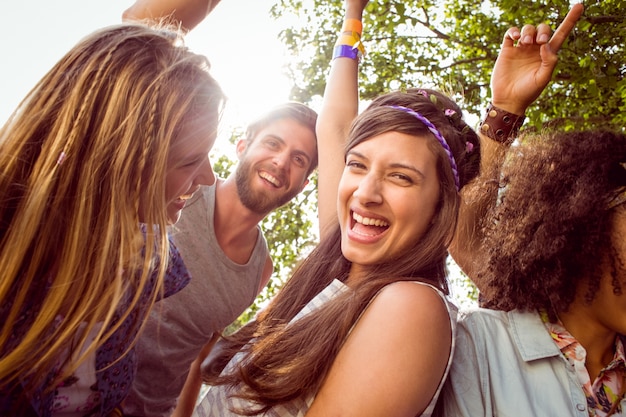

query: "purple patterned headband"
left=384, top=105, right=460, bottom=191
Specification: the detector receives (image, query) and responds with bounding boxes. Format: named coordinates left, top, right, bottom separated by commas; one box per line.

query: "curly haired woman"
left=443, top=128, right=626, bottom=416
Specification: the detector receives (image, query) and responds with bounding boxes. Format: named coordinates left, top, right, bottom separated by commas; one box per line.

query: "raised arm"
left=449, top=3, right=584, bottom=284
left=122, top=0, right=222, bottom=31
left=316, top=0, right=368, bottom=238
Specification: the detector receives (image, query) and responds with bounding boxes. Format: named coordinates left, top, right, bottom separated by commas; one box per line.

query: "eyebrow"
left=347, top=149, right=426, bottom=179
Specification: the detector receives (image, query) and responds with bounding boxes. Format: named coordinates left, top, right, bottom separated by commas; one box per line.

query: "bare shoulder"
left=358, top=281, right=451, bottom=336
left=375, top=281, right=448, bottom=314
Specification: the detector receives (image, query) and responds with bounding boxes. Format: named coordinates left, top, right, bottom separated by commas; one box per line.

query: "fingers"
left=517, top=23, right=551, bottom=46
left=549, top=3, right=584, bottom=52
left=502, top=26, right=521, bottom=48
left=535, top=24, right=551, bottom=44
left=518, top=24, right=538, bottom=46
left=505, top=24, right=549, bottom=47
left=503, top=3, right=583, bottom=50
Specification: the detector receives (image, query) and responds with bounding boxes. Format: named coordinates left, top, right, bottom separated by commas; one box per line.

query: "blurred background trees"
left=277, top=0, right=625, bottom=130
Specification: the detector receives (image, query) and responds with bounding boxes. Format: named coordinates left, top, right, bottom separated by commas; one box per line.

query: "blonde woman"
left=0, top=23, right=225, bottom=416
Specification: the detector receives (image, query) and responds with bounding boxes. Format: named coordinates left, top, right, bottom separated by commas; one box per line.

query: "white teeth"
left=259, top=172, right=280, bottom=187
left=179, top=194, right=193, bottom=200
left=352, top=212, right=389, bottom=227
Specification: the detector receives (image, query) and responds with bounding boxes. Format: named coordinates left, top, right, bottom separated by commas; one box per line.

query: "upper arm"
left=316, top=55, right=360, bottom=239
left=306, top=282, right=452, bottom=417
left=257, top=254, right=273, bottom=294
left=449, top=132, right=507, bottom=288
left=122, top=0, right=221, bottom=31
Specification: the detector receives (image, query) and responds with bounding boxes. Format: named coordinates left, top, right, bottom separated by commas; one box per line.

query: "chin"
left=341, top=246, right=372, bottom=266
left=167, top=211, right=182, bottom=225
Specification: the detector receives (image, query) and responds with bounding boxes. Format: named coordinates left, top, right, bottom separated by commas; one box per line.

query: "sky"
left=0, top=0, right=296, bottom=154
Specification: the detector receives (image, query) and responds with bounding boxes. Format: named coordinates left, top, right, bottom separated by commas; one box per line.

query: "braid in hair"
left=60, top=32, right=129, bottom=165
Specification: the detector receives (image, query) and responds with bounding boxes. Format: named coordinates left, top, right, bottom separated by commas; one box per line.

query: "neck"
left=345, top=263, right=369, bottom=287
left=559, top=305, right=617, bottom=381
left=216, top=176, right=267, bottom=224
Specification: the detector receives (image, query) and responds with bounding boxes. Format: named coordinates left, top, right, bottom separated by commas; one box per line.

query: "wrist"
left=333, top=19, right=365, bottom=62
left=344, top=6, right=364, bottom=22
left=490, top=100, right=528, bottom=117
left=479, top=103, right=526, bottom=145
left=341, top=18, right=362, bottom=35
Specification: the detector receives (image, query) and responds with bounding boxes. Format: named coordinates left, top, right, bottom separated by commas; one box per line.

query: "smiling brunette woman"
left=192, top=0, right=479, bottom=413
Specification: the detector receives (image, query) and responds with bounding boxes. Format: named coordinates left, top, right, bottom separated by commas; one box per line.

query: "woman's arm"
left=306, top=282, right=451, bottom=417
left=122, top=0, right=221, bottom=31
left=171, top=332, right=220, bottom=417
left=316, top=0, right=368, bottom=238
left=449, top=4, right=584, bottom=284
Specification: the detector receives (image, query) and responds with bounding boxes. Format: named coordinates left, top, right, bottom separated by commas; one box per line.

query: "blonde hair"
left=0, top=23, right=225, bottom=393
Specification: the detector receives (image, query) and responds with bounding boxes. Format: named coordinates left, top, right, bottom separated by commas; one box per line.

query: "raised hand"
left=490, top=3, right=584, bottom=115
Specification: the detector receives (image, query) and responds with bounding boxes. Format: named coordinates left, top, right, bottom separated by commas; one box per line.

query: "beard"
left=235, top=159, right=299, bottom=215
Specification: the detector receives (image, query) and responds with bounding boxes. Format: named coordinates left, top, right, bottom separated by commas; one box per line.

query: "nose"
left=272, top=150, right=290, bottom=170
left=195, top=155, right=216, bottom=186
left=352, top=173, right=383, bottom=205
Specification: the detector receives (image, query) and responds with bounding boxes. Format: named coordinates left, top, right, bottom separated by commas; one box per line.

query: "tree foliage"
left=272, top=0, right=625, bottom=131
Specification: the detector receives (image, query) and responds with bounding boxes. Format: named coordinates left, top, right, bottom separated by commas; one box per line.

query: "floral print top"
left=1, top=235, right=191, bottom=417
left=542, top=311, right=626, bottom=416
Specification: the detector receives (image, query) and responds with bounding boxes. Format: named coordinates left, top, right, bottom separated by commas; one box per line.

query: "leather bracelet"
left=479, top=103, right=526, bottom=145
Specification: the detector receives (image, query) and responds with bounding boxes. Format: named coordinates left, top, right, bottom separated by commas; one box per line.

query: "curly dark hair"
left=479, top=129, right=626, bottom=315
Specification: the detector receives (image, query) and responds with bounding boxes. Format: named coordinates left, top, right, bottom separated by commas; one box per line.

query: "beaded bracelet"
left=479, top=103, right=526, bottom=145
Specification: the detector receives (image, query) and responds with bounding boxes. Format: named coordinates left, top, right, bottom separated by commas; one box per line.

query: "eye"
left=265, top=138, right=279, bottom=149
left=293, top=155, right=306, bottom=168
left=390, top=172, right=414, bottom=185
left=346, top=159, right=366, bottom=170
left=182, top=156, right=203, bottom=168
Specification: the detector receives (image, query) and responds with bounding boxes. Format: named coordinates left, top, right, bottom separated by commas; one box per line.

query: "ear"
left=235, top=139, right=248, bottom=159
left=298, top=178, right=310, bottom=192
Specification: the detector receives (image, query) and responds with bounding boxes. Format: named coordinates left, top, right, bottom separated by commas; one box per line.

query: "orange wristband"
left=341, top=18, right=362, bottom=35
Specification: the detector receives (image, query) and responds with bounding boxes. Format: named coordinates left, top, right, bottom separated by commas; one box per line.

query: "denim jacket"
left=442, top=308, right=626, bottom=417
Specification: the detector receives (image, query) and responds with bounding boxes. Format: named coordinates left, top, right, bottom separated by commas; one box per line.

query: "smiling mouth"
left=351, top=211, right=389, bottom=236
left=259, top=171, right=282, bottom=188
left=352, top=212, right=389, bottom=227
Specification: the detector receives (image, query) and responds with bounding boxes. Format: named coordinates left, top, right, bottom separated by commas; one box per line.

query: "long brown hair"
left=204, top=89, right=480, bottom=414
left=0, top=23, right=225, bottom=395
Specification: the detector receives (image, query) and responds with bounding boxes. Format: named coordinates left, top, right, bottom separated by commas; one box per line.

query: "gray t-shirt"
left=123, top=184, right=268, bottom=417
